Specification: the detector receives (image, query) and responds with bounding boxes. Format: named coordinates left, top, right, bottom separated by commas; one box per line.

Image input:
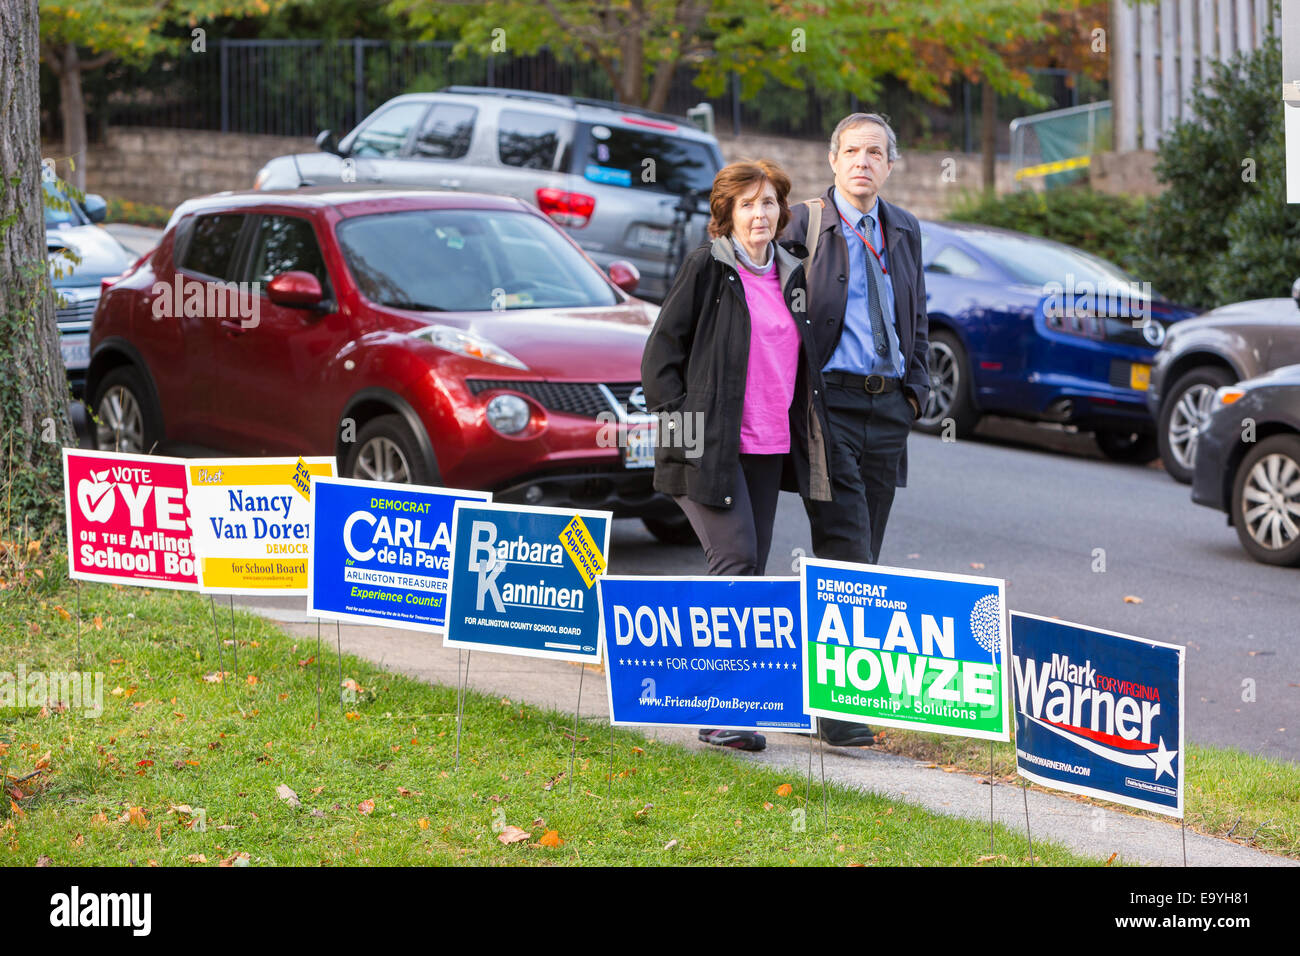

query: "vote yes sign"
left=63, top=448, right=198, bottom=589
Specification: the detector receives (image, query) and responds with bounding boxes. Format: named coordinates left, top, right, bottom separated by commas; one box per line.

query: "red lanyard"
left=837, top=209, right=888, bottom=275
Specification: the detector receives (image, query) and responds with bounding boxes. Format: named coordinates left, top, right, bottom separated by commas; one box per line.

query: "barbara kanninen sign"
left=187, top=456, right=335, bottom=595
left=443, top=502, right=610, bottom=663
left=63, top=448, right=198, bottom=590
left=801, top=558, right=1009, bottom=741
left=307, top=477, right=491, bottom=632
left=1011, top=612, right=1184, bottom=817
left=599, top=576, right=814, bottom=732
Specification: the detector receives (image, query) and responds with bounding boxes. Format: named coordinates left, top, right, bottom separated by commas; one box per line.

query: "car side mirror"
left=315, top=129, right=340, bottom=156
left=267, top=271, right=325, bottom=309
left=608, top=259, right=640, bottom=295
left=82, top=194, right=107, bottom=223
left=1292, top=276, right=1300, bottom=311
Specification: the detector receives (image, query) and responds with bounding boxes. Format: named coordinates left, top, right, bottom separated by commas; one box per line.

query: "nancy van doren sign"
left=1011, top=612, right=1184, bottom=817
left=599, top=576, right=813, bottom=732
left=443, top=502, right=611, bottom=663
left=187, top=456, right=335, bottom=594
left=63, top=448, right=198, bottom=590
left=308, top=477, right=492, bottom=632
left=801, top=558, right=1009, bottom=740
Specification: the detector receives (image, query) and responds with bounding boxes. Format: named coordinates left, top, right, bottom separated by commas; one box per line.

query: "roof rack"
left=439, top=85, right=693, bottom=128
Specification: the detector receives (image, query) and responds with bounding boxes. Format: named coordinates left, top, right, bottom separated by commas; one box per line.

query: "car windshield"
left=972, top=230, right=1149, bottom=296
left=43, top=181, right=87, bottom=227
left=335, top=208, right=619, bottom=312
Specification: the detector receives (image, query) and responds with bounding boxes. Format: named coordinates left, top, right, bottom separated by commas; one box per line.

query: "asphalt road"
left=607, top=419, right=1300, bottom=762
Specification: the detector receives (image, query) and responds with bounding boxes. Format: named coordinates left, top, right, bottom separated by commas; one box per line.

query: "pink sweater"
left=735, top=257, right=799, bottom=454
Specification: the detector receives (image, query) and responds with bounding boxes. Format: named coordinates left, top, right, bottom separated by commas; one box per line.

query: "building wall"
left=49, top=126, right=1014, bottom=221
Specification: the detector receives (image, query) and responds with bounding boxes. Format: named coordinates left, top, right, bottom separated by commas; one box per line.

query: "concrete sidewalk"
left=244, top=601, right=1296, bottom=868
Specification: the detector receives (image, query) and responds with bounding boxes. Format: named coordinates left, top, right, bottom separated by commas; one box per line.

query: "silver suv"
left=253, top=87, right=725, bottom=303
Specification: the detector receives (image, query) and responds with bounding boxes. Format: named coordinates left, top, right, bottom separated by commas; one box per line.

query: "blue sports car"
left=917, top=221, right=1199, bottom=461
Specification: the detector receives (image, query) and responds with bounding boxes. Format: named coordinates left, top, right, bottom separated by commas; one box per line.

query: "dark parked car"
left=1147, top=284, right=1300, bottom=483
left=1191, top=364, right=1300, bottom=566
left=85, top=188, right=693, bottom=543
left=917, top=220, right=1198, bottom=461
left=253, top=87, right=725, bottom=303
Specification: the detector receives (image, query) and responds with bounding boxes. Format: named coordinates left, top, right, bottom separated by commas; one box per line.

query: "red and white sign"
left=63, top=448, right=199, bottom=589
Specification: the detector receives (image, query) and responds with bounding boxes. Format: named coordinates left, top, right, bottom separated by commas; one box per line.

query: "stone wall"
left=1089, top=150, right=1165, bottom=198
left=53, top=125, right=1015, bottom=220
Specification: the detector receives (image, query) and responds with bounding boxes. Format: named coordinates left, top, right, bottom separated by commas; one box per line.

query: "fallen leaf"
left=357, top=799, right=375, bottom=816
left=775, top=783, right=793, bottom=797
left=417, top=818, right=430, bottom=830
left=127, top=806, right=148, bottom=828
left=631, top=746, right=645, bottom=756
left=245, top=675, right=258, bottom=686
left=663, top=839, right=678, bottom=851
left=344, top=711, right=360, bottom=721
left=275, top=785, right=301, bottom=808
left=497, top=825, right=530, bottom=845
left=55, top=605, right=71, bottom=621
left=218, top=852, right=250, bottom=867
left=1123, top=595, right=1143, bottom=604
left=37, top=855, right=52, bottom=867
left=34, top=751, right=51, bottom=770
left=186, top=854, right=208, bottom=864
left=969, top=562, right=985, bottom=570
left=763, top=802, right=775, bottom=810
left=716, top=784, right=728, bottom=793
left=1105, top=852, right=1118, bottom=866
left=93, top=616, right=103, bottom=631
left=538, top=829, right=563, bottom=848
left=9, top=799, right=25, bottom=818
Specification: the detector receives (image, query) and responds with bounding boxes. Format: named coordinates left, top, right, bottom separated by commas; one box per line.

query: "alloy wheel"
left=354, top=436, right=411, bottom=483
left=1167, top=383, right=1217, bottom=472
left=1240, top=452, right=1300, bottom=552
left=95, top=385, right=145, bottom=453
left=921, top=339, right=957, bottom=426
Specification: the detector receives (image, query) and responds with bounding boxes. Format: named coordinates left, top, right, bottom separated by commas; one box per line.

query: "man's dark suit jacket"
left=780, top=184, right=931, bottom=488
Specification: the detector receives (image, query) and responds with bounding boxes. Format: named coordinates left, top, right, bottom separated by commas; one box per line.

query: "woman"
left=641, top=159, right=833, bottom=752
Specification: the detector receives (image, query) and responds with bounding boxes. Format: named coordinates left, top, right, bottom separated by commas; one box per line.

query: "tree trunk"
left=58, top=42, right=88, bottom=192
left=981, top=81, right=997, bottom=192
left=0, top=0, right=76, bottom=530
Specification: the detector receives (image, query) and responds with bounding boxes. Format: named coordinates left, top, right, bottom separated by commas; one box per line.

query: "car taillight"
left=536, top=188, right=595, bottom=228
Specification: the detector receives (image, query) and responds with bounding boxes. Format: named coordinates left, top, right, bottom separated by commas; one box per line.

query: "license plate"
left=630, top=225, right=671, bottom=252
left=60, top=337, right=90, bottom=370
left=1130, top=363, right=1151, bottom=391
left=623, top=414, right=657, bottom=469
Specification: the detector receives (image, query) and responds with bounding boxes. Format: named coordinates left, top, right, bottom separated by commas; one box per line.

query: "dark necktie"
left=860, top=216, right=889, bottom=358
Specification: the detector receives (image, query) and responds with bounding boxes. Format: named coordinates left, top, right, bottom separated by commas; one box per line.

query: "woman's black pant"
left=672, top=454, right=784, bottom=576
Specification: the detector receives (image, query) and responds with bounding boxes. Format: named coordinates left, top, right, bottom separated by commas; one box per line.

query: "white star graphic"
left=1150, top=736, right=1178, bottom=780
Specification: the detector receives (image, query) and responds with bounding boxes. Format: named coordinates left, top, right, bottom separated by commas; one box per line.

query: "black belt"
left=823, top=371, right=903, bottom=394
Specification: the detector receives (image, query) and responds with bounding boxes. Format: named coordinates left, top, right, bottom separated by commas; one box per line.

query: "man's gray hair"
left=829, top=113, right=899, bottom=164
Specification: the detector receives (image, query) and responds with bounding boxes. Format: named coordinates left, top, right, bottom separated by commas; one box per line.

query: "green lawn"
left=1, top=549, right=1095, bottom=867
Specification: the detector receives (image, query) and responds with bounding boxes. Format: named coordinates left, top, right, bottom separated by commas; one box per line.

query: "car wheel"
left=642, top=513, right=699, bottom=546
left=90, top=366, right=160, bottom=454
left=345, top=414, right=435, bottom=486
left=1230, top=434, right=1300, bottom=567
left=1158, top=366, right=1234, bottom=484
left=915, top=329, right=979, bottom=438
left=1094, top=428, right=1158, bottom=464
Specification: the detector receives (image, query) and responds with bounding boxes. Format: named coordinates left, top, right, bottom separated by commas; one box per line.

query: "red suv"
left=85, top=188, right=692, bottom=542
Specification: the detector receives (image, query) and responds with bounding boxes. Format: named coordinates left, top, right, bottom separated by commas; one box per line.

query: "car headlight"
left=413, top=325, right=528, bottom=370
left=1214, top=386, right=1245, bottom=408
left=486, top=394, right=531, bottom=435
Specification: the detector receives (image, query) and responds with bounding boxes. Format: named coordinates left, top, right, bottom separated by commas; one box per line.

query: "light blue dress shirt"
left=824, top=187, right=905, bottom=378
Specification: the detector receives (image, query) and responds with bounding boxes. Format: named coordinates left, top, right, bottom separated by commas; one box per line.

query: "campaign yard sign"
left=187, top=457, right=335, bottom=594
left=307, top=477, right=492, bottom=633
left=801, top=558, right=1009, bottom=741
left=63, top=448, right=199, bottom=590
left=443, top=502, right=611, bottom=663
left=1010, top=612, right=1185, bottom=817
left=599, top=576, right=814, bottom=733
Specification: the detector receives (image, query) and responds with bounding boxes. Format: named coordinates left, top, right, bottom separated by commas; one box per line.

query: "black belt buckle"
left=864, top=374, right=886, bottom=394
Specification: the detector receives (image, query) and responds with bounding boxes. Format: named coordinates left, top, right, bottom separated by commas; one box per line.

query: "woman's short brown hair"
left=706, top=159, right=792, bottom=239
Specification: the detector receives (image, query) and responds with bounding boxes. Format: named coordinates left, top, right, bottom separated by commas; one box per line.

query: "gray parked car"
left=253, top=87, right=725, bottom=303
left=1191, top=363, right=1300, bottom=566
left=1147, top=283, right=1300, bottom=483
left=45, top=181, right=136, bottom=397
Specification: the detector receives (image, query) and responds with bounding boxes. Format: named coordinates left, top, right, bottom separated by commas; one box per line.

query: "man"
left=781, top=113, right=930, bottom=748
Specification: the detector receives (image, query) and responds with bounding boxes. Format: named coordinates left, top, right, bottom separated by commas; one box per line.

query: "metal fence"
left=89, top=38, right=1095, bottom=149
